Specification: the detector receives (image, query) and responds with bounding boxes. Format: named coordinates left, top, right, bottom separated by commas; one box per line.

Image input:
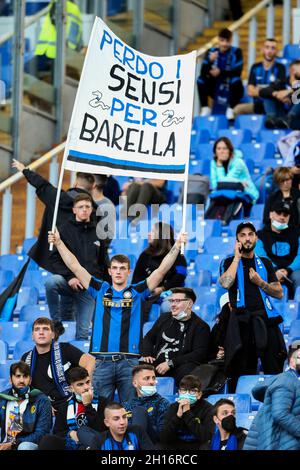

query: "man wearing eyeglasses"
left=244, top=344, right=300, bottom=450
left=160, top=374, right=214, bottom=450
left=48, top=229, right=187, bottom=403
left=142, top=287, right=210, bottom=385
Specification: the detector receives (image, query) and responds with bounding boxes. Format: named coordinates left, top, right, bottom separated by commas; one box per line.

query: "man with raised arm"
left=219, top=221, right=286, bottom=389
left=48, top=229, right=187, bottom=402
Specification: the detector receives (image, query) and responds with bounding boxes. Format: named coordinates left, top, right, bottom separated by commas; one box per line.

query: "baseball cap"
left=236, top=221, right=257, bottom=236
left=271, top=201, right=291, bottom=214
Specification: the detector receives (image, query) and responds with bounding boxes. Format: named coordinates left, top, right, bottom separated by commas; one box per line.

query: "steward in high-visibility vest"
left=35, top=0, right=82, bottom=59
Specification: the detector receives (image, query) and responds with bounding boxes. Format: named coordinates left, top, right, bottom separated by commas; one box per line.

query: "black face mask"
left=221, top=415, right=237, bottom=433
left=12, top=385, right=30, bottom=399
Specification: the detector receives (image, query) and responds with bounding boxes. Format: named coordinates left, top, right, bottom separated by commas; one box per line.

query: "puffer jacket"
left=210, top=155, right=259, bottom=202
left=243, top=370, right=300, bottom=450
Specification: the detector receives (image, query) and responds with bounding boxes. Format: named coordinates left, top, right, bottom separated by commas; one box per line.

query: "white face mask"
left=174, top=310, right=189, bottom=321
left=272, top=220, right=288, bottom=231
left=75, top=393, right=82, bottom=402
left=139, top=385, right=157, bottom=397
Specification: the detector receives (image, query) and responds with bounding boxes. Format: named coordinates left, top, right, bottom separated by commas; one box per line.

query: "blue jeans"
left=17, top=442, right=38, bottom=450
left=93, top=356, right=138, bottom=402
left=45, top=275, right=95, bottom=340
left=263, top=98, right=286, bottom=118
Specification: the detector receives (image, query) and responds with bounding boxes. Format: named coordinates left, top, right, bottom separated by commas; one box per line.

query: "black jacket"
left=263, top=188, right=300, bottom=227
left=54, top=395, right=109, bottom=438
left=257, top=225, right=300, bottom=274
left=23, top=169, right=96, bottom=272
left=199, top=427, right=247, bottom=450
left=159, top=399, right=214, bottom=450
left=142, top=312, right=210, bottom=368
left=50, top=217, right=106, bottom=281
left=132, top=251, right=187, bottom=291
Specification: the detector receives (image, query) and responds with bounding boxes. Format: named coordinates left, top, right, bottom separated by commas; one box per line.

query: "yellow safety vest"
left=35, top=0, right=82, bottom=59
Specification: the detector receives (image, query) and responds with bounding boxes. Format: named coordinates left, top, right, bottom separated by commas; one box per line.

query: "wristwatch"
left=167, top=360, right=174, bottom=368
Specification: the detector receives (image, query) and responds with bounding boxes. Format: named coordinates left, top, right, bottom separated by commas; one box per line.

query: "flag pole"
left=49, top=147, right=69, bottom=251
left=49, top=17, right=101, bottom=250
left=180, top=166, right=189, bottom=255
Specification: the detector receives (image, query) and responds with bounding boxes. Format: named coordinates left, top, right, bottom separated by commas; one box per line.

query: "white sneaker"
left=226, top=107, right=235, bottom=120
left=200, top=106, right=211, bottom=117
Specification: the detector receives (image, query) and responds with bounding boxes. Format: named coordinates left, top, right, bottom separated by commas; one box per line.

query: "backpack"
left=179, top=174, right=209, bottom=204
left=191, top=362, right=228, bottom=398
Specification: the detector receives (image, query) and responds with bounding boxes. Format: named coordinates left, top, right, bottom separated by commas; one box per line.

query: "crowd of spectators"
left=4, top=21, right=300, bottom=453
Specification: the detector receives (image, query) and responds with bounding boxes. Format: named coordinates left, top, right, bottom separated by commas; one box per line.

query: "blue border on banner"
left=67, top=149, right=186, bottom=173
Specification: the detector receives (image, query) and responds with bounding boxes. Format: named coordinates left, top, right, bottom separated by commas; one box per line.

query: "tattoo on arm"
left=169, top=245, right=179, bottom=255
left=220, top=275, right=234, bottom=289
left=260, top=281, right=283, bottom=298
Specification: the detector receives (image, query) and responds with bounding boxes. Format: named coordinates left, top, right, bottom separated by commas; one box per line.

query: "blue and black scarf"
left=236, top=254, right=278, bottom=318
left=210, top=428, right=238, bottom=450
left=66, top=395, right=98, bottom=431
left=25, top=340, right=70, bottom=398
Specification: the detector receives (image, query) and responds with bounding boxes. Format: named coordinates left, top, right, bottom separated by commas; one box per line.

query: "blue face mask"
left=140, top=385, right=157, bottom=397
left=12, top=385, right=30, bottom=399
left=75, top=393, right=83, bottom=402
left=178, top=393, right=198, bottom=405
left=272, top=220, right=288, bottom=231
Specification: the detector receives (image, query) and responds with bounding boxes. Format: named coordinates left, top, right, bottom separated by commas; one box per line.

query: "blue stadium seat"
left=14, top=286, right=39, bottom=315
left=156, top=376, right=175, bottom=395
left=143, top=322, right=154, bottom=337
left=19, top=304, right=50, bottom=323
left=195, top=254, right=223, bottom=282
left=13, top=340, right=35, bottom=359
left=257, top=129, right=289, bottom=146
left=288, top=319, right=300, bottom=343
left=192, top=286, right=218, bottom=307
left=0, top=254, right=28, bottom=274
left=239, top=142, right=276, bottom=163
left=110, top=237, right=147, bottom=258
left=22, top=237, right=37, bottom=254
left=204, top=237, right=235, bottom=256
left=195, top=143, right=214, bottom=162
left=189, top=158, right=211, bottom=176
left=283, top=44, right=300, bottom=61
left=200, top=219, right=223, bottom=238
left=199, top=304, right=217, bottom=323
left=190, top=129, right=210, bottom=154
left=235, top=375, right=273, bottom=411
left=217, top=129, right=252, bottom=147
left=293, top=286, right=300, bottom=303
left=235, top=115, right=265, bottom=138
left=0, top=360, right=14, bottom=379
left=250, top=204, right=264, bottom=220
left=236, top=412, right=257, bottom=430
left=193, top=115, right=228, bottom=139
left=256, top=158, right=282, bottom=174
left=59, top=322, right=76, bottom=342
left=283, top=301, right=299, bottom=334
left=22, top=270, right=52, bottom=300
left=0, top=340, right=8, bottom=363
left=0, top=270, right=14, bottom=288
left=0, top=322, right=28, bottom=350
left=70, top=340, right=90, bottom=354
left=0, top=378, right=9, bottom=391
left=206, top=393, right=252, bottom=413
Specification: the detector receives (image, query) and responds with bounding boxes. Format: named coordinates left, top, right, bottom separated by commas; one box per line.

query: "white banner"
left=64, top=17, right=196, bottom=181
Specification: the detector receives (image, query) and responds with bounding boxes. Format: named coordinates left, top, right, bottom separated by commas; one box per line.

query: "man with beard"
left=219, top=221, right=286, bottom=390
left=233, top=38, right=286, bottom=117
left=0, top=361, right=52, bottom=450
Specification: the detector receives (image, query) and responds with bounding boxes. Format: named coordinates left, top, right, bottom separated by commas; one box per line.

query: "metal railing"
left=193, top=0, right=299, bottom=115
left=0, top=0, right=299, bottom=254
